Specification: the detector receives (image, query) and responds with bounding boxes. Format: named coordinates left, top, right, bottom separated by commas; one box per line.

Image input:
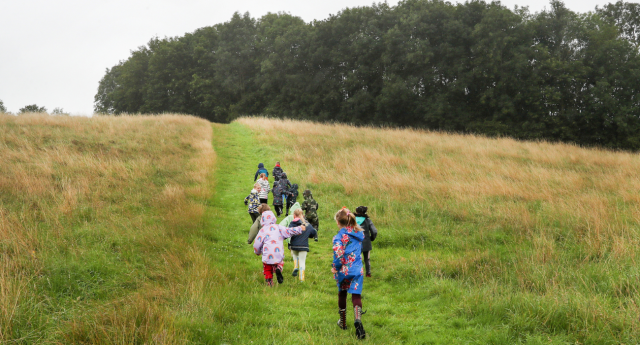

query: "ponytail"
left=334, top=207, right=363, bottom=232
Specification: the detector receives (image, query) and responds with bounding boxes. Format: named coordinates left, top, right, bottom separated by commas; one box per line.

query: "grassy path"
left=180, top=122, right=513, bottom=344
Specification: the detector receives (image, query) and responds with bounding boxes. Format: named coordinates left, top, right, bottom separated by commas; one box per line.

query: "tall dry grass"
left=238, top=116, right=640, bottom=340
left=0, top=113, right=215, bottom=343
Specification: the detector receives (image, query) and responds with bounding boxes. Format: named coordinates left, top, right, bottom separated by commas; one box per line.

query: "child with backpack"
left=332, top=207, right=366, bottom=339
left=254, top=163, right=269, bottom=182
left=288, top=208, right=317, bottom=282
left=254, top=211, right=305, bottom=286
left=355, top=206, right=378, bottom=278
left=244, top=183, right=261, bottom=223
left=301, top=189, right=319, bottom=241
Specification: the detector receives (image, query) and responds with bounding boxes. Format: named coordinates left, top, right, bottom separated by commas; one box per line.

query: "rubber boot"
left=292, top=258, right=299, bottom=277
left=337, top=308, right=347, bottom=330
left=354, top=305, right=366, bottom=339
left=299, top=270, right=305, bottom=282
left=275, top=267, right=284, bottom=284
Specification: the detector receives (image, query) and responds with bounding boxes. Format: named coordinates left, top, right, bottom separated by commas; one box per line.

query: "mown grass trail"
left=194, top=122, right=511, bottom=344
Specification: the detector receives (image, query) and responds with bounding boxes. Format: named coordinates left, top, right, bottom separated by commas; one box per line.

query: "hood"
left=281, top=172, right=288, bottom=179
left=342, top=227, right=364, bottom=242
left=303, top=190, right=312, bottom=198
left=258, top=163, right=264, bottom=169
left=261, top=211, right=277, bottom=226
left=291, top=184, right=298, bottom=191
left=290, top=218, right=302, bottom=227
left=356, top=216, right=366, bottom=225
left=290, top=202, right=301, bottom=213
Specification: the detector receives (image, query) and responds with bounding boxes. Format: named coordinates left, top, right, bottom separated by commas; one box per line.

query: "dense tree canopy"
left=19, top=104, right=47, bottom=113
left=95, top=0, right=640, bottom=150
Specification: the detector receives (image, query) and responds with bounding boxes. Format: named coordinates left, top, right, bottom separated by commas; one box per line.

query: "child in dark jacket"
left=355, top=206, right=378, bottom=277
left=332, top=207, right=366, bottom=339
left=254, top=163, right=269, bottom=181
left=288, top=208, right=317, bottom=282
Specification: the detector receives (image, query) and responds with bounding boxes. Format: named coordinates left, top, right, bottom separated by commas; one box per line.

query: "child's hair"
left=276, top=161, right=280, bottom=165
left=293, top=208, right=304, bottom=219
left=334, top=207, right=362, bottom=231
left=258, top=204, right=270, bottom=214
left=260, top=173, right=267, bottom=180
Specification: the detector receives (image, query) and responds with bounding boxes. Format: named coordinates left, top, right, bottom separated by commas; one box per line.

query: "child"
left=355, top=206, right=378, bottom=278
left=254, top=211, right=305, bottom=286
left=247, top=204, right=270, bottom=244
left=257, top=173, right=270, bottom=204
left=285, top=183, right=299, bottom=216
left=244, top=183, right=261, bottom=223
left=332, top=207, right=366, bottom=339
left=254, top=163, right=269, bottom=181
left=301, top=189, right=319, bottom=241
left=272, top=161, right=283, bottom=181
left=288, top=208, right=317, bottom=281
left=272, top=172, right=291, bottom=217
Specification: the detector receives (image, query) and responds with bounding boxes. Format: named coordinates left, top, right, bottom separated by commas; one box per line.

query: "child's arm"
left=244, top=195, right=250, bottom=205
left=279, top=224, right=305, bottom=239
left=369, top=220, right=378, bottom=242
left=253, top=229, right=265, bottom=255
left=332, top=234, right=347, bottom=272
left=254, top=170, right=259, bottom=181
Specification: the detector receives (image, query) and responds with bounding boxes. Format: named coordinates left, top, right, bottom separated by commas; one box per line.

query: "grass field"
left=2, top=113, right=640, bottom=344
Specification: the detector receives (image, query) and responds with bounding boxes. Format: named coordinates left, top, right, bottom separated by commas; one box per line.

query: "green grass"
left=179, top=122, right=527, bottom=344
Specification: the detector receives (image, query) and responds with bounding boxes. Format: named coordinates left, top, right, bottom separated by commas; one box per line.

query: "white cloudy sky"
left=0, top=0, right=620, bottom=115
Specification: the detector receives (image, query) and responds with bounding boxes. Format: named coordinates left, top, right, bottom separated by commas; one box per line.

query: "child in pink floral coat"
left=254, top=210, right=305, bottom=286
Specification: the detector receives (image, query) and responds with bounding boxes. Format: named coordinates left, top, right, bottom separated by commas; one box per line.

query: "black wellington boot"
left=354, top=305, right=366, bottom=339
left=337, top=308, right=347, bottom=330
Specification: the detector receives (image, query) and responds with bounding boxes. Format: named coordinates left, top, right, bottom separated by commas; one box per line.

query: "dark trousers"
left=250, top=212, right=259, bottom=223
left=274, top=205, right=283, bottom=217
left=339, top=290, right=362, bottom=308
left=310, top=219, right=319, bottom=240
left=362, top=251, right=371, bottom=275
left=259, top=198, right=268, bottom=204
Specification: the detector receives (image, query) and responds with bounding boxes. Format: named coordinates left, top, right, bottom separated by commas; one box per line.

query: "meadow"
left=2, top=113, right=640, bottom=344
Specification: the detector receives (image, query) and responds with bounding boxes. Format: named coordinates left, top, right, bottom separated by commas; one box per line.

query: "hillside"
left=2, top=114, right=639, bottom=343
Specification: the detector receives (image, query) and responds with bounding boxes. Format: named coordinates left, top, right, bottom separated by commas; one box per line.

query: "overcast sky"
left=0, top=0, right=624, bottom=115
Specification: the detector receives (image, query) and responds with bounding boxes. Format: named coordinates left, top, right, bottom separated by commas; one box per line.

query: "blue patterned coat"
left=332, top=226, right=364, bottom=293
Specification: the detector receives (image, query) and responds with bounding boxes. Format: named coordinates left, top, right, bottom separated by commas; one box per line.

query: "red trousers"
left=263, top=262, right=283, bottom=279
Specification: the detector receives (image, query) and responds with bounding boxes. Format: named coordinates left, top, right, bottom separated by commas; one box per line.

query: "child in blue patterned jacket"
left=332, top=207, right=366, bottom=339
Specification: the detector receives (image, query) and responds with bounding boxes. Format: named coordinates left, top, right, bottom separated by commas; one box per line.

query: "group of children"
left=244, top=162, right=379, bottom=340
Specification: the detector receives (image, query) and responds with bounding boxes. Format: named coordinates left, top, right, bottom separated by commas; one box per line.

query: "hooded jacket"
left=254, top=163, right=269, bottom=181
left=332, top=226, right=364, bottom=281
left=288, top=218, right=317, bottom=251
left=356, top=216, right=378, bottom=252
left=257, top=178, right=270, bottom=200
left=301, top=192, right=319, bottom=220
left=278, top=202, right=301, bottom=227
left=254, top=211, right=303, bottom=264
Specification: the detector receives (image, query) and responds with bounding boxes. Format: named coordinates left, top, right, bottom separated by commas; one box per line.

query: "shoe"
left=354, top=305, right=366, bottom=339
left=266, top=278, right=273, bottom=287
left=275, top=267, right=284, bottom=284
left=292, top=268, right=299, bottom=277
left=314, top=237, right=318, bottom=242
left=337, top=308, right=347, bottom=330
left=366, top=273, right=371, bottom=278
left=299, top=270, right=305, bottom=282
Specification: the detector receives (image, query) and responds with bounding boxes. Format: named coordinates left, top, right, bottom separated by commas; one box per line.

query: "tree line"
left=95, top=0, right=640, bottom=150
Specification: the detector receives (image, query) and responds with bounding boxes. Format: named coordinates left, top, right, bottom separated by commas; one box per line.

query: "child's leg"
left=362, top=251, right=371, bottom=276
left=298, top=251, right=307, bottom=281
left=275, top=262, right=284, bottom=284
left=291, top=250, right=299, bottom=276
left=337, top=290, right=348, bottom=329
left=250, top=212, right=258, bottom=223
left=263, top=263, right=273, bottom=286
